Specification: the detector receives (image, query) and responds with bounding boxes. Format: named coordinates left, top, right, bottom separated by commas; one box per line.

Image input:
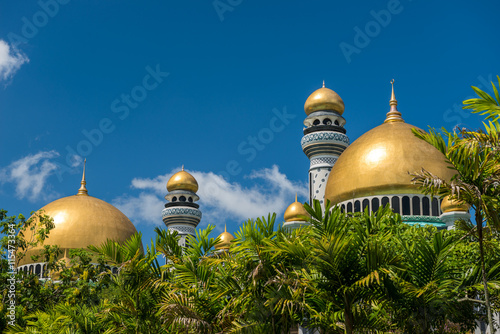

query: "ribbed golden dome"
left=166, top=167, right=198, bottom=193
left=325, top=85, right=455, bottom=205
left=304, top=82, right=345, bottom=116
left=19, top=194, right=138, bottom=266
left=214, top=225, right=235, bottom=250
left=284, top=195, right=310, bottom=222
left=441, top=195, right=469, bottom=213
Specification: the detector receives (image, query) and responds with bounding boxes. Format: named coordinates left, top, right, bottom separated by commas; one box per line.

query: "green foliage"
left=4, top=78, right=500, bottom=333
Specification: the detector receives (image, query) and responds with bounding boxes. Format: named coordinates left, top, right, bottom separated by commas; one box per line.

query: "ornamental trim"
left=301, top=132, right=350, bottom=146
left=162, top=207, right=202, bottom=218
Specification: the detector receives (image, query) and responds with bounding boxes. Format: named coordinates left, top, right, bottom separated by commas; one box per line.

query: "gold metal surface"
left=19, top=194, right=139, bottom=266
left=284, top=194, right=310, bottom=222
left=384, top=79, right=404, bottom=123
left=77, top=159, right=88, bottom=196
left=215, top=225, right=235, bottom=250
left=325, top=117, right=455, bottom=205
left=440, top=195, right=469, bottom=213
left=166, top=169, right=199, bottom=193
left=304, top=84, right=345, bottom=115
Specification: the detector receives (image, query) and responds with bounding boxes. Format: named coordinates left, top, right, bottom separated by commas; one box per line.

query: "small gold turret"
left=284, top=194, right=310, bottom=222
left=215, top=225, right=235, bottom=250
left=166, top=166, right=199, bottom=193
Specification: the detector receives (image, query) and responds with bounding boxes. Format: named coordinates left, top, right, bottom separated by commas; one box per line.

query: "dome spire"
left=77, top=159, right=88, bottom=196
left=322, top=80, right=325, bottom=88
left=384, top=79, right=404, bottom=123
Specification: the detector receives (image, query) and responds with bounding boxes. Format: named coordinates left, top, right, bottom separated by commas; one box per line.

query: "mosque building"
left=165, top=81, right=471, bottom=245
left=19, top=81, right=470, bottom=275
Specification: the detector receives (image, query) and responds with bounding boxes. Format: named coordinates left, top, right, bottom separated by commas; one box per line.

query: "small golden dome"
left=215, top=225, right=235, bottom=250
left=325, top=83, right=455, bottom=205
left=304, top=82, right=345, bottom=115
left=167, top=166, right=198, bottom=193
left=19, top=194, right=139, bottom=266
left=284, top=194, right=310, bottom=222
left=441, top=195, right=469, bottom=213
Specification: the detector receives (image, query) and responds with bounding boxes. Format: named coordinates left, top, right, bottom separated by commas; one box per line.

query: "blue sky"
left=0, top=0, right=498, bottom=244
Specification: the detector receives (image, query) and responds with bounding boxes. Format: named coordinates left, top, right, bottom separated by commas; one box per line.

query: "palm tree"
left=394, top=230, right=477, bottom=333
left=268, top=201, right=403, bottom=333
left=411, top=77, right=500, bottom=332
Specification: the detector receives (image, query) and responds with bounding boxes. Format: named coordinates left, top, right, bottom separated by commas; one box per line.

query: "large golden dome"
left=19, top=167, right=139, bottom=266
left=304, top=82, right=345, bottom=116
left=166, top=167, right=198, bottom=193
left=325, top=86, right=455, bottom=205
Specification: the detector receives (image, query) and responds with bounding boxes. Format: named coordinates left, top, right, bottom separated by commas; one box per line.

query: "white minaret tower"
left=162, top=166, right=202, bottom=247
left=301, top=82, right=349, bottom=207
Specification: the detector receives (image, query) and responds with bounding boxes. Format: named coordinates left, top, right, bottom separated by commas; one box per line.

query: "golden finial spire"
left=295, top=193, right=298, bottom=202
left=384, top=79, right=404, bottom=123
left=224, top=224, right=227, bottom=232
left=77, top=159, right=88, bottom=196
left=181, top=165, right=184, bottom=171
left=322, top=80, right=325, bottom=88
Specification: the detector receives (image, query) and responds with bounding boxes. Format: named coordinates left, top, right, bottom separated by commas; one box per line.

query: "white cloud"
left=0, top=40, right=29, bottom=82
left=0, top=151, right=59, bottom=201
left=112, top=165, right=308, bottom=228
left=112, top=193, right=165, bottom=227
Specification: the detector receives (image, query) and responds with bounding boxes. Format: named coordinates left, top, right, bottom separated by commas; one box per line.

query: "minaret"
left=301, top=82, right=349, bottom=207
left=162, top=166, right=202, bottom=247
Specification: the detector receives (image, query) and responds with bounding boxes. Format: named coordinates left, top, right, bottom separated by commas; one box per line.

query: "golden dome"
left=19, top=190, right=138, bottom=266
left=325, top=83, right=455, bottom=205
left=304, top=81, right=345, bottom=116
left=166, top=166, right=198, bottom=193
left=284, top=194, right=310, bottom=222
left=441, top=195, right=469, bottom=213
left=214, top=225, right=235, bottom=250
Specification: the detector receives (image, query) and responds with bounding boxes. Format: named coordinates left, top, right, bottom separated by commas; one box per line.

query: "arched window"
left=334, top=120, right=339, bottom=126
left=362, top=199, right=369, bottom=212
left=24, top=266, right=28, bottom=273
left=402, top=196, right=411, bottom=215
left=188, top=197, right=193, bottom=203
left=347, top=202, right=353, bottom=213
left=372, top=198, right=380, bottom=212
left=341, top=204, right=345, bottom=213
left=412, top=196, right=421, bottom=215
left=179, top=196, right=186, bottom=202
left=381, top=196, right=389, bottom=208
left=391, top=196, right=400, bottom=214
left=323, top=118, right=332, bottom=125
left=35, top=264, right=41, bottom=276
left=354, top=200, right=361, bottom=213
left=29, top=265, right=33, bottom=274
left=432, top=198, right=439, bottom=216
left=313, top=119, right=320, bottom=125
left=172, top=196, right=177, bottom=202
left=422, top=197, right=430, bottom=215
